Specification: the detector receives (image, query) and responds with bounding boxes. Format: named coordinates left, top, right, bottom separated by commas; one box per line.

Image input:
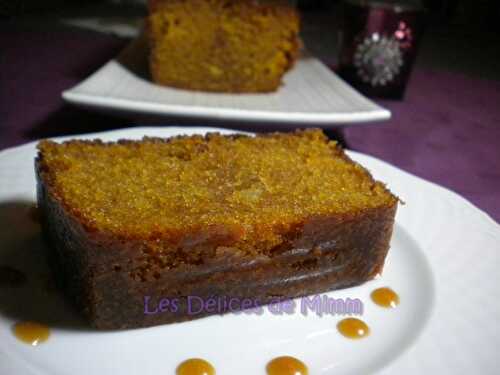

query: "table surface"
left=1, top=17, right=499, bottom=223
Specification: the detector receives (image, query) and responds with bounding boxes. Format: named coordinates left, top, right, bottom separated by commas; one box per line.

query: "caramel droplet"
left=0, top=266, right=26, bottom=287
left=12, top=321, right=50, bottom=346
left=176, top=358, right=215, bottom=375
left=337, top=318, right=370, bottom=339
left=266, top=356, right=308, bottom=375
left=371, top=287, right=400, bottom=308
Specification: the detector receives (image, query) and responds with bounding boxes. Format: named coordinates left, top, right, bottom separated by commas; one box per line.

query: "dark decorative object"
left=338, top=0, right=426, bottom=99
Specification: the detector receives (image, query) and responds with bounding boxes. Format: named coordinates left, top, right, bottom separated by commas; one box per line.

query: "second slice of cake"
left=146, top=0, right=300, bottom=92
left=36, top=130, right=398, bottom=329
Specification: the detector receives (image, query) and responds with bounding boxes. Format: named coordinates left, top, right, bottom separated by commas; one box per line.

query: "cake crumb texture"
left=147, top=0, right=300, bottom=92
left=37, top=130, right=397, bottom=259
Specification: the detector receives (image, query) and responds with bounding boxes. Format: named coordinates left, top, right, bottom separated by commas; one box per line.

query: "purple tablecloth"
left=1, top=25, right=499, bottom=223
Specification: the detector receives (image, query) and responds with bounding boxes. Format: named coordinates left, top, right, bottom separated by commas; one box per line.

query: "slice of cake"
left=36, top=130, right=398, bottom=329
left=146, top=0, right=300, bottom=92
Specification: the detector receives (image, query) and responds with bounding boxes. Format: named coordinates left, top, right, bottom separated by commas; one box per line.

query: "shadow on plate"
left=116, top=29, right=151, bottom=81
left=0, top=200, right=91, bottom=331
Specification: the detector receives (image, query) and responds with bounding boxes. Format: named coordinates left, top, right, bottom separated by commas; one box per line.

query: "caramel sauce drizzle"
left=337, top=318, right=370, bottom=339
left=371, top=287, right=400, bottom=308
left=12, top=321, right=50, bottom=346
left=176, top=358, right=216, bottom=375
left=266, top=356, right=308, bottom=375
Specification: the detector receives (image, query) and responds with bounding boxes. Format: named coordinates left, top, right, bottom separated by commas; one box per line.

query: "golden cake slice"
left=146, top=0, right=300, bottom=92
left=36, top=130, right=398, bottom=329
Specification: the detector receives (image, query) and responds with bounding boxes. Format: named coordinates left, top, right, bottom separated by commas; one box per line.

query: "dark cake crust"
left=36, top=156, right=396, bottom=329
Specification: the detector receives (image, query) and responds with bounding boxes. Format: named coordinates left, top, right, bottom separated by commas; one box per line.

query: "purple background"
left=1, top=26, right=499, bottom=223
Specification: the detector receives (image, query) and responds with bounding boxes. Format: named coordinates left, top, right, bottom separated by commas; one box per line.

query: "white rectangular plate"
left=62, top=56, right=390, bottom=125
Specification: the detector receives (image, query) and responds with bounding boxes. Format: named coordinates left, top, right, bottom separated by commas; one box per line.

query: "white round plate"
left=0, top=127, right=498, bottom=375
